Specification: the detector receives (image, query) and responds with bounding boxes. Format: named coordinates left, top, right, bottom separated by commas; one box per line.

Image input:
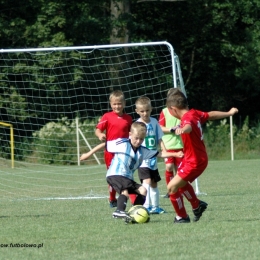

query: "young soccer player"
left=166, top=88, right=238, bottom=223
left=81, top=121, right=184, bottom=219
left=159, top=88, right=184, bottom=198
left=94, top=90, right=135, bottom=207
left=135, top=96, right=167, bottom=214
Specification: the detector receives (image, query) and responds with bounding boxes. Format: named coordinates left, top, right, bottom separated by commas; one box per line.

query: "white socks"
left=150, top=187, right=159, bottom=208
left=142, top=183, right=150, bottom=208
left=143, top=184, right=160, bottom=209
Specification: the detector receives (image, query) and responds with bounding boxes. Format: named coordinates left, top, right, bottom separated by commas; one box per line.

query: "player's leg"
left=167, top=174, right=190, bottom=223
left=128, top=194, right=137, bottom=205
left=138, top=168, right=151, bottom=209
left=149, top=170, right=165, bottom=214
left=178, top=166, right=208, bottom=222
left=107, top=176, right=130, bottom=218
left=164, top=158, right=174, bottom=198
left=133, top=184, right=147, bottom=206
left=179, top=182, right=200, bottom=209
left=164, top=151, right=183, bottom=198
left=142, top=178, right=151, bottom=210
left=105, top=152, right=118, bottom=207
left=108, top=185, right=117, bottom=207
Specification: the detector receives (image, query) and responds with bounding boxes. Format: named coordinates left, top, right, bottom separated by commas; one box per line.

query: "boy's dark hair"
left=166, top=88, right=188, bottom=109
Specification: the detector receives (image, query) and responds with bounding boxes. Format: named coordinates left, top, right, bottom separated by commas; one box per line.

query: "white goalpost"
left=0, top=41, right=204, bottom=200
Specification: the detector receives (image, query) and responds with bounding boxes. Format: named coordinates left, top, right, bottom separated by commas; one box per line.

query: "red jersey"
left=178, top=109, right=209, bottom=182
left=96, top=111, right=132, bottom=141
left=96, top=111, right=132, bottom=168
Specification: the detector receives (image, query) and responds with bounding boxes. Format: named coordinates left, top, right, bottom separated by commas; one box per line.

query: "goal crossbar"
left=1, top=41, right=178, bottom=90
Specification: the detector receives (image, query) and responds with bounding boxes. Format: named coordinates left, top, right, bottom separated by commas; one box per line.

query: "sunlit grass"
left=0, top=160, right=260, bottom=259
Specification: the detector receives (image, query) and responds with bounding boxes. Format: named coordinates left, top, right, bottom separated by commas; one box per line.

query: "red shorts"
left=164, top=149, right=183, bottom=167
left=178, top=160, right=208, bottom=183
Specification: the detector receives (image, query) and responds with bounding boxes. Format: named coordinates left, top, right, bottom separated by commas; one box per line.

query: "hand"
left=80, top=152, right=92, bottom=161
left=229, top=107, right=238, bottom=115
left=98, top=133, right=106, bottom=142
left=175, top=151, right=184, bottom=158
left=175, top=124, right=192, bottom=135
left=175, top=128, right=183, bottom=135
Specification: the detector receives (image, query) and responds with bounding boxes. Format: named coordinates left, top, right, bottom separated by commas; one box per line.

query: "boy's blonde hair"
left=109, top=90, right=125, bottom=102
left=130, top=121, right=147, bottom=135
left=135, top=96, right=151, bottom=108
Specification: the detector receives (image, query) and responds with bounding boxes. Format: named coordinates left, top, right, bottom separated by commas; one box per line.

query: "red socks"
left=108, top=185, right=117, bottom=202
left=169, top=191, right=188, bottom=218
left=169, top=183, right=200, bottom=217
left=165, top=170, right=174, bottom=185
left=179, top=182, right=199, bottom=209
left=129, top=194, right=137, bottom=205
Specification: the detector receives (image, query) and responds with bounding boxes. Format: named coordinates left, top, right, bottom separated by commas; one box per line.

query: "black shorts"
left=138, top=167, right=161, bottom=183
left=106, top=176, right=142, bottom=195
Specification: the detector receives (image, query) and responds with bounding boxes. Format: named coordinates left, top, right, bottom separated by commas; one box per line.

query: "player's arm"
left=95, top=128, right=106, bottom=142
left=208, top=108, right=238, bottom=120
left=159, top=113, right=180, bottom=134
left=80, top=142, right=105, bottom=161
left=157, top=150, right=184, bottom=158
left=160, top=125, right=173, bottom=134
left=175, top=124, right=192, bottom=135
left=159, top=111, right=171, bottom=134
left=159, top=139, right=167, bottom=152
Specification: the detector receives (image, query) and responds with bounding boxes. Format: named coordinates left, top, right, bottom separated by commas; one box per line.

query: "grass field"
left=1, top=159, right=260, bottom=260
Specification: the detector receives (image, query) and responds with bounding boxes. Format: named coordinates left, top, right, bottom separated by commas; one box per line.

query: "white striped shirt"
left=106, top=138, right=159, bottom=180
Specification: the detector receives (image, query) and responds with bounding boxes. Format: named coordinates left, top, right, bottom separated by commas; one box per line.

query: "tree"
left=1, top=0, right=260, bottom=125
left=130, top=0, right=260, bottom=121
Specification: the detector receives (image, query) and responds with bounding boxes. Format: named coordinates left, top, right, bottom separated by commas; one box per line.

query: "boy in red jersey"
left=95, top=90, right=136, bottom=207
left=166, top=88, right=238, bottom=223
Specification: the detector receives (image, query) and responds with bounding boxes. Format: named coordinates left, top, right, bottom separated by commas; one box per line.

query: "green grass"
left=1, top=160, right=260, bottom=260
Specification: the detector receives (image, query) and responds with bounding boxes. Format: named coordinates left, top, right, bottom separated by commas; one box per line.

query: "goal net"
left=0, top=41, right=186, bottom=200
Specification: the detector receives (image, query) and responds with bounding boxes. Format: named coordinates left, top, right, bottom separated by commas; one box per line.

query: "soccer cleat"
left=174, top=215, right=191, bottom=224
left=149, top=207, right=166, bottom=214
left=144, top=206, right=152, bottom=212
left=193, top=200, right=208, bottom=222
left=163, top=193, right=169, bottom=198
left=109, top=200, right=117, bottom=208
left=124, top=215, right=134, bottom=224
left=112, top=210, right=128, bottom=219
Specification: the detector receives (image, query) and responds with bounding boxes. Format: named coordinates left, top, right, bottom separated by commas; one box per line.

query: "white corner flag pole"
left=194, top=116, right=234, bottom=195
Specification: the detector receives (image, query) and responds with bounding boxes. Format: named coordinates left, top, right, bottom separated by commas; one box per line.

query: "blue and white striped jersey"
left=136, top=117, right=164, bottom=170
left=106, top=138, right=159, bottom=180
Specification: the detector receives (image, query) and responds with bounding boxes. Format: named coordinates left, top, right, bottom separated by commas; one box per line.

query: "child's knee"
left=139, top=186, right=147, bottom=196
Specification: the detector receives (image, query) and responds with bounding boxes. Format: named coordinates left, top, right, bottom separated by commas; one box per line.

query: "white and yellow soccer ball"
left=127, top=205, right=150, bottom=224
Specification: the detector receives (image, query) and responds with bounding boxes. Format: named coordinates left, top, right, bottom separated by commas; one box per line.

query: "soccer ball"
left=128, top=205, right=150, bottom=224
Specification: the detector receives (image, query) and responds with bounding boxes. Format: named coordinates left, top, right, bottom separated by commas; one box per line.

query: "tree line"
left=1, top=0, right=260, bottom=125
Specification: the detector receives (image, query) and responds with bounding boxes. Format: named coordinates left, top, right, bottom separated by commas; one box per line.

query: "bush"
left=19, top=116, right=260, bottom=164
left=203, top=119, right=233, bottom=160
left=204, top=117, right=260, bottom=160
left=32, top=117, right=102, bottom=165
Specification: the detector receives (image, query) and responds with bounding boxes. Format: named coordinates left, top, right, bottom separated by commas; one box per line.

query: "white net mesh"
left=0, top=42, right=184, bottom=200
